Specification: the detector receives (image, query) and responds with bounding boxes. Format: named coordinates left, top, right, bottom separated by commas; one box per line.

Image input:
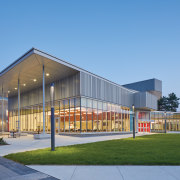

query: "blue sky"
left=0, top=0, right=180, bottom=100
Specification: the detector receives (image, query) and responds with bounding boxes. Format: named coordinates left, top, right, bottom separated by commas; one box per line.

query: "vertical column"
left=97, top=107, right=99, bottom=132
left=114, top=111, right=115, bottom=132
left=69, top=99, right=70, bottom=132
left=86, top=107, right=87, bottom=132
left=42, top=65, right=45, bottom=134
left=58, top=101, right=60, bottom=133
left=18, top=79, right=21, bottom=133
left=149, top=111, right=151, bottom=133
left=92, top=106, right=93, bottom=132
left=165, top=112, right=167, bottom=133
left=121, top=108, right=123, bottom=131
left=50, top=82, right=55, bottom=151
left=1, top=86, right=4, bottom=132
left=74, top=98, right=76, bottom=132
left=132, top=105, right=135, bottom=138
left=136, top=111, right=139, bottom=132
left=80, top=97, right=82, bottom=133
left=64, top=100, right=65, bottom=132
left=106, top=105, right=108, bottom=132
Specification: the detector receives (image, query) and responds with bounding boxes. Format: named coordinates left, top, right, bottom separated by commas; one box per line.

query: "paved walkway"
left=28, top=165, right=180, bottom=180
left=0, top=157, right=58, bottom=180
left=0, top=132, right=150, bottom=156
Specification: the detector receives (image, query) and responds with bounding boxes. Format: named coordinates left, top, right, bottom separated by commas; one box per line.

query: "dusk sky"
left=0, top=1, right=179, bottom=100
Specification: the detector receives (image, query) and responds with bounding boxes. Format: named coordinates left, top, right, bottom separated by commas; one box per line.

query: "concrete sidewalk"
left=0, top=132, right=150, bottom=156
left=28, top=165, right=180, bottom=180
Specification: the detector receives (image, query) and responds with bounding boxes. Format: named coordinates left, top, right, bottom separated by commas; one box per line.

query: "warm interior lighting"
left=46, top=73, right=50, bottom=76
left=33, top=79, right=37, bottom=82
left=8, top=91, right=10, bottom=93
left=132, top=104, right=135, bottom=112
left=14, top=88, right=17, bottom=90
left=23, top=84, right=26, bottom=86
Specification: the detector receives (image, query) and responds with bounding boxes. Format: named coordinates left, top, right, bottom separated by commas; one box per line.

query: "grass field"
left=5, top=134, right=180, bottom=165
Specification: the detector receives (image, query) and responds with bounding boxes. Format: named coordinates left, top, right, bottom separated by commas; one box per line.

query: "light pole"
left=132, top=104, right=135, bottom=139
left=164, top=112, right=167, bottom=134
left=50, top=83, right=55, bottom=151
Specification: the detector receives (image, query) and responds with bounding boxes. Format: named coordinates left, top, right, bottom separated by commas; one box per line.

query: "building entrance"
left=138, top=122, right=150, bottom=132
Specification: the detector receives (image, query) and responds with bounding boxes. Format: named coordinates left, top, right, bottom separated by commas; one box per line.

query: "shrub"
left=0, top=138, right=8, bottom=145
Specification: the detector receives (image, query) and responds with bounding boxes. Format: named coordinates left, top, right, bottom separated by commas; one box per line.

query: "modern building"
left=0, top=48, right=179, bottom=134
left=123, top=78, right=162, bottom=100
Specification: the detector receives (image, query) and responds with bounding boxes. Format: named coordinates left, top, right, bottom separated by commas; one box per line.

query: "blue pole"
left=133, top=116, right=135, bottom=138
left=132, top=104, right=135, bottom=139
left=51, top=107, right=55, bottom=151
left=50, top=83, right=55, bottom=151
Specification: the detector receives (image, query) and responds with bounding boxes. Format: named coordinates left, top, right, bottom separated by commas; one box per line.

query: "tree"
left=158, top=96, right=168, bottom=111
left=158, top=92, right=180, bottom=112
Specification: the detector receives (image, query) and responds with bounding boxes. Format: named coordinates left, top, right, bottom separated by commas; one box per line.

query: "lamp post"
left=50, top=83, right=55, bottom=151
left=132, top=104, right=135, bottom=139
left=165, top=112, right=167, bottom=134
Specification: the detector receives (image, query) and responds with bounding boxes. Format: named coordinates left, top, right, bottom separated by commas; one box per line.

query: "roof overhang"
left=0, top=48, right=80, bottom=97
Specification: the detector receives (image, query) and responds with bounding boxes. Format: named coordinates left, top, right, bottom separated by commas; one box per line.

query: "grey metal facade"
left=80, top=71, right=135, bottom=107
left=80, top=72, right=158, bottom=110
left=8, top=68, right=158, bottom=111
left=8, top=73, right=80, bottom=110
left=134, top=92, right=158, bottom=110
left=123, top=78, right=162, bottom=92
left=123, top=78, right=162, bottom=100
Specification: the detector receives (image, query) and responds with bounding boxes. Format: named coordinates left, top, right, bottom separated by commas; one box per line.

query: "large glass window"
left=118, top=106, right=122, bottom=131
left=70, top=99, right=75, bottom=132
left=107, top=103, right=111, bottom=132
left=102, top=103, right=107, bottom=132
left=93, top=108, right=98, bottom=131
left=98, top=109, right=103, bottom=131
left=8, top=96, right=134, bottom=133
left=75, top=106, right=80, bottom=132
left=111, top=104, right=115, bottom=131
left=60, top=100, right=65, bottom=132
left=87, top=108, right=92, bottom=132
left=81, top=107, right=87, bottom=132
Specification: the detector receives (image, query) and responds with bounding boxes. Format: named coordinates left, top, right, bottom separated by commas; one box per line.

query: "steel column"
left=1, top=86, right=4, bottom=132
left=50, top=83, right=55, bottom=151
left=132, top=105, right=135, bottom=139
left=80, top=98, right=82, bottom=133
left=133, top=115, right=135, bottom=138
left=69, top=99, right=70, bottom=132
left=165, top=112, right=167, bottom=133
left=43, top=65, right=45, bottom=134
left=18, top=79, right=21, bottom=133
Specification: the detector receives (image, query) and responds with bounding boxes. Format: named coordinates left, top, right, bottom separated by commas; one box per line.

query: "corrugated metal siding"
left=80, top=72, right=134, bottom=107
left=8, top=73, right=80, bottom=110
left=134, top=92, right=157, bottom=110
left=123, top=78, right=162, bottom=93
left=146, top=92, right=158, bottom=110
left=154, top=79, right=162, bottom=92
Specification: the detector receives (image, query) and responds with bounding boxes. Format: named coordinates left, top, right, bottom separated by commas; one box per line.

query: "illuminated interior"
left=8, top=97, right=131, bottom=133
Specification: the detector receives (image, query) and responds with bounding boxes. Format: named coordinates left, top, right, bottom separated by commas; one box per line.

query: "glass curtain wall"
left=0, top=99, right=8, bottom=132
left=151, top=111, right=180, bottom=132
left=9, top=97, right=81, bottom=133
left=9, top=97, right=131, bottom=133
left=80, top=97, right=131, bottom=133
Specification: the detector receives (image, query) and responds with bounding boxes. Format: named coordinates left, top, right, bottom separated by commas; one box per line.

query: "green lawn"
left=5, top=134, right=180, bottom=165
